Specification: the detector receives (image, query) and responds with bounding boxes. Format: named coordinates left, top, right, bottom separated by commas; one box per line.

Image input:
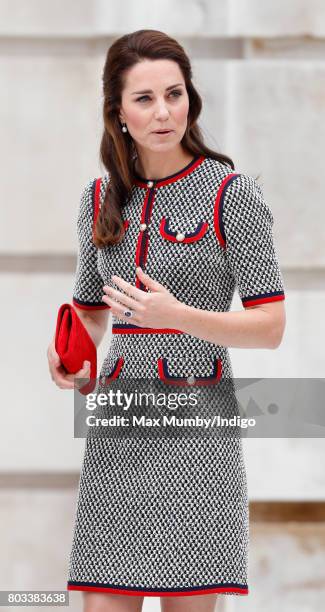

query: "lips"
left=153, top=130, right=172, bottom=133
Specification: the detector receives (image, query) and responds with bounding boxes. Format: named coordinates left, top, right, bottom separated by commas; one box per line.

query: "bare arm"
left=72, top=307, right=111, bottom=348
left=170, top=300, right=286, bottom=349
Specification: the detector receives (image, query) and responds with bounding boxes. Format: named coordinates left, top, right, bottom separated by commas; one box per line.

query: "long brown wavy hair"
left=95, top=29, right=235, bottom=248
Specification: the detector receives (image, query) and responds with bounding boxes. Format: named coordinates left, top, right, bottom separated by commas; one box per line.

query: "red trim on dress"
left=140, top=189, right=150, bottom=224
left=243, top=294, right=285, bottom=308
left=143, top=232, right=149, bottom=267
left=213, top=173, right=239, bottom=249
left=157, top=357, right=222, bottom=386
left=100, top=357, right=124, bottom=385
left=135, top=234, right=144, bottom=289
left=135, top=187, right=156, bottom=290
left=112, top=326, right=183, bottom=334
left=133, top=155, right=206, bottom=189
left=160, top=218, right=209, bottom=243
left=67, top=583, right=248, bottom=596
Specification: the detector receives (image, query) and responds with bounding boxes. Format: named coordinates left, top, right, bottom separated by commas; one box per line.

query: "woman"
left=47, top=29, right=286, bottom=612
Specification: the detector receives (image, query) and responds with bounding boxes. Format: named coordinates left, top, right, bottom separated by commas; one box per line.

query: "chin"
left=148, top=137, right=181, bottom=150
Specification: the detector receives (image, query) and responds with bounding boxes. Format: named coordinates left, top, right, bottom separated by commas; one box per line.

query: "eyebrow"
left=130, top=83, right=184, bottom=95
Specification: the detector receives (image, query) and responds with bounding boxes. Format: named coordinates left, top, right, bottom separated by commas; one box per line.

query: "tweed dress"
left=66, top=154, right=285, bottom=597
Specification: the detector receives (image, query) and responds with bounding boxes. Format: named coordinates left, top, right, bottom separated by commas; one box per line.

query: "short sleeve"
left=72, top=179, right=110, bottom=311
left=222, top=173, right=286, bottom=308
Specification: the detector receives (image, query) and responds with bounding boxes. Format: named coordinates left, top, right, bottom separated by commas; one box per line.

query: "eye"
left=135, top=90, right=183, bottom=103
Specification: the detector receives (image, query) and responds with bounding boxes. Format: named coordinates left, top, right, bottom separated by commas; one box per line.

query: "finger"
left=66, top=362, right=91, bottom=391
left=103, top=296, right=142, bottom=323
left=73, top=369, right=92, bottom=391
left=52, top=371, right=75, bottom=389
left=102, top=286, right=138, bottom=309
left=48, top=345, right=61, bottom=367
left=55, top=363, right=72, bottom=378
left=74, top=361, right=91, bottom=379
left=49, top=360, right=64, bottom=381
left=54, top=362, right=90, bottom=389
left=135, top=267, right=164, bottom=292
left=109, top=275, right=144, bottom=300
left=57, top=379, right=75, bottom=390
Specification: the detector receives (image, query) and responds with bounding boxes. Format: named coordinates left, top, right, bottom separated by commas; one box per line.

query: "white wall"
left=1, top=0, right=324, bottom=500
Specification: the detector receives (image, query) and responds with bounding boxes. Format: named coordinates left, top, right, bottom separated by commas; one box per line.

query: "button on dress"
left=66, top=155, right=285, bottom=597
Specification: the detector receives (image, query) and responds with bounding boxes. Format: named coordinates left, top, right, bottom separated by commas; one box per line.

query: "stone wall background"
left=1, top=3, right=324, bottom=608
left=1, top=0, right=324, bottom=492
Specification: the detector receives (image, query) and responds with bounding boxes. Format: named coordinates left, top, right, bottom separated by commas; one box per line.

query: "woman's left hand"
left=102, top=266, right=182, bottom=329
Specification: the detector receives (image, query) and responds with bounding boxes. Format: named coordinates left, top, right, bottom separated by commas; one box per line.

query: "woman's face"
left=119, top=59, right=190, bottom=154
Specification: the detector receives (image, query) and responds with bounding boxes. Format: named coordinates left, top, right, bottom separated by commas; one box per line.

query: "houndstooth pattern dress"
left=66, top=155, right=285, bottom=597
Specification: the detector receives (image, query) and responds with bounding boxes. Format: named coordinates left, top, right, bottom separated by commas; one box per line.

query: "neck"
left=134, top=147, right=194, bottom=181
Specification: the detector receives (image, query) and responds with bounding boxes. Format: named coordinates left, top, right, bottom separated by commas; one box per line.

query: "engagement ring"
left=124, top=309, right=133, bottom=318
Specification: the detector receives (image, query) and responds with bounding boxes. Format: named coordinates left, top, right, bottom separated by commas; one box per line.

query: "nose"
left=153, top=98, right=170, bottom=120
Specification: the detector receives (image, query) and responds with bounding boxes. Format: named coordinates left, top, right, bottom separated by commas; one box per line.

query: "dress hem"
left=67, top=581, right=249, bottom=597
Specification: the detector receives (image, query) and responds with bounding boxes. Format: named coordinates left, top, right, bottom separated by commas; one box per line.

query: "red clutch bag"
left=55, top=303, right=97, bottom=395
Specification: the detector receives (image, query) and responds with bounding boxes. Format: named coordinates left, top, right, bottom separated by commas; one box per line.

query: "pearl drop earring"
left=121, top=123, right=128, bottom=133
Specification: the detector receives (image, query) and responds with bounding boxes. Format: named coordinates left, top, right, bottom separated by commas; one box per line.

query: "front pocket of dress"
left=159, top=217, right=209, bottom=243
left=100, top=357, right=125, bottom=385
left=157, top=357, right=222, bottom=386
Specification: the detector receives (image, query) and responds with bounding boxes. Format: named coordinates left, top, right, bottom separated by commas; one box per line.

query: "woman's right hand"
left=47, top=339, right=91, bottom=390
